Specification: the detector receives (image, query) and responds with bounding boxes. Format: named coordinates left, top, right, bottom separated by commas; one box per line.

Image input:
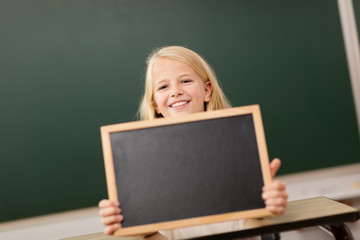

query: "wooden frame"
left=100, top=105, right=273, bottom=236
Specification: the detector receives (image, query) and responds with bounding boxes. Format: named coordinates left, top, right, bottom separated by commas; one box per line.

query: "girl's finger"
left=104, top=223, right=121, bottom=235
left=266, top=205, right=286, bottom=215
left=263, top=180, right=286, bottom=191
left=99, top=206, right=121, bottom=217
left=262, top=189, right=289, bottom=200
left=264, top=197, right=288, bottom=207
left=101, top=214, right=124, bottom=226
left=269, top=158, right=281, bottom=179
left=98, top=199, right=120, bottom=208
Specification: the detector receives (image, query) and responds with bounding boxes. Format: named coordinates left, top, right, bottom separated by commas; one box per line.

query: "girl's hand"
left=98, top=199, right=123, bottom=235
left=262, top=158, right=288, bottom=215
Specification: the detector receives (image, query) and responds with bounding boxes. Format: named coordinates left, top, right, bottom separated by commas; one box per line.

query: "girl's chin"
left=167, top=108, right=203, bottom=117
left=167, top=111, right=190, bottom=117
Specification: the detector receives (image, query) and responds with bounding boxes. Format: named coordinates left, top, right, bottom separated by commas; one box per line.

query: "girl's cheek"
left=157, top=93, right=167, bottom=103
left=153, top=96, right=163, bottom=108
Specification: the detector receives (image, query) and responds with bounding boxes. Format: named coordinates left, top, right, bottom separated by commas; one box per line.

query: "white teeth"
left=171, top=101, right=188, bottom=107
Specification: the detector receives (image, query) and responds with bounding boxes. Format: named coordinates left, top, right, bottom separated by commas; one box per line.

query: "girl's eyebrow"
left=154, top=79, right=168, bottom=86
left=178, top=73, right=192, bottom=78
left=154, top=73, right=195, bottom=85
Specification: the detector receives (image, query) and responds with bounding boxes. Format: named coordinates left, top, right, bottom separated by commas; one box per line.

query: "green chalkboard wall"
left=1, top=0, right=359, bottom=222
left=355, top=0, right=360, bottom=39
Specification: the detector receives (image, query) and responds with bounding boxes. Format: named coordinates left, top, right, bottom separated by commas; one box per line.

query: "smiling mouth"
left=170, top=101, right=189, bottom=108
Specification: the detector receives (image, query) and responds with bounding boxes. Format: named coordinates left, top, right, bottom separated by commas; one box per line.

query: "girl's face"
left=152, top=58, right=212, bottom=118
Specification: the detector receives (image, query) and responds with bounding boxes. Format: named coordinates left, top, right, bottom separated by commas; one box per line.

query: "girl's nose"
left=170, top=86, right=183, bottom=97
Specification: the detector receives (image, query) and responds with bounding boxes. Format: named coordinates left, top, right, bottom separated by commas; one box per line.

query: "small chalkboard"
left=100, top=105, right=273, bottom=236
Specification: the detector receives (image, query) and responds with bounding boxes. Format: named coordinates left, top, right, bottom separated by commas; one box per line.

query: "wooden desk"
left=61, top=197, right=359, bottom=240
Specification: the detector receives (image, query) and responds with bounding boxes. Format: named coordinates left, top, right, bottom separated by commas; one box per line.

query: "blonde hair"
left=138, top=46, right=231, bottom=120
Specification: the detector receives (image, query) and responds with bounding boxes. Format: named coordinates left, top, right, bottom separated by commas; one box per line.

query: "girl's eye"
left=157, top=85, right=168, bottom=91
left=181, top=79, right=192, bottom=83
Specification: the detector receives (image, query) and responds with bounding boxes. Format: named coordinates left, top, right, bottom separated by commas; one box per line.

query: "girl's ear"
left=204, top=81, right=213, bottom=102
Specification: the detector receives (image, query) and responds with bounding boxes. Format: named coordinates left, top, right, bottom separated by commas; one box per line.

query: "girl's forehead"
left=152, top=58, right=198, bottom=81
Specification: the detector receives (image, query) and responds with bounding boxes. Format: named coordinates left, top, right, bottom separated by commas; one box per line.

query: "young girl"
left=99, top=46, right=288, bottom=239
